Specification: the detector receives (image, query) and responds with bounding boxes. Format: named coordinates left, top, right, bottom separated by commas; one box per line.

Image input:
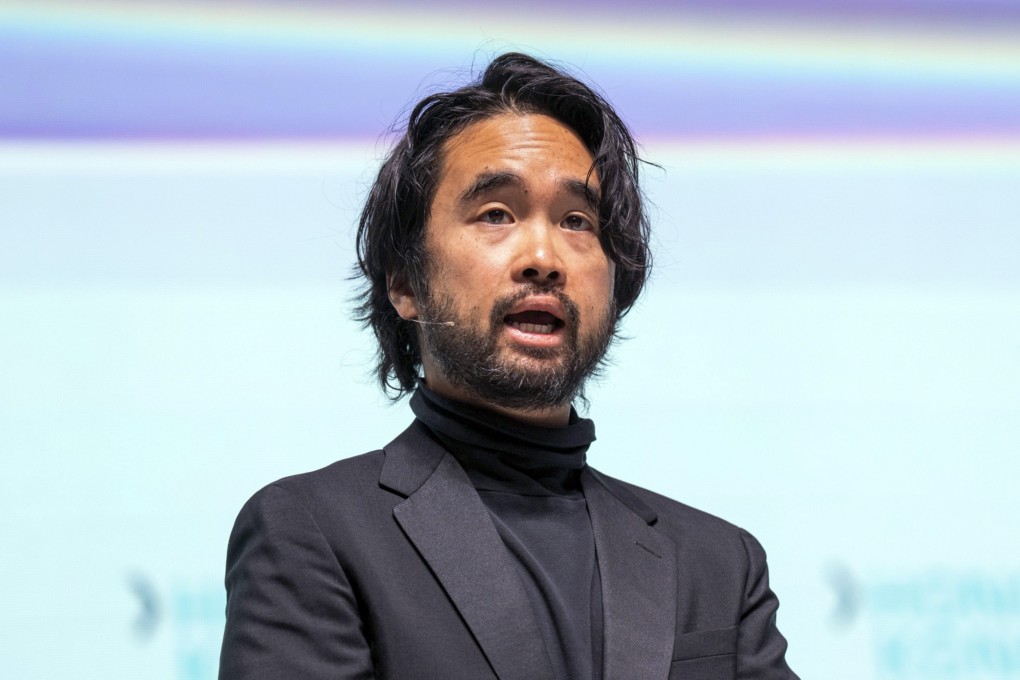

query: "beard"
left=416, top=285, right=616, bottom=412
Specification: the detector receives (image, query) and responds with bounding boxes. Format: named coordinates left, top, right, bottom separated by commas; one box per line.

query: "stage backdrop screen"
left=2, top=2, right=1019, bottom=679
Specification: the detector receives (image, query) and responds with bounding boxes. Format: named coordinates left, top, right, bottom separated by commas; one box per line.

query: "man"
left=220, top=53, right=798, bottom=679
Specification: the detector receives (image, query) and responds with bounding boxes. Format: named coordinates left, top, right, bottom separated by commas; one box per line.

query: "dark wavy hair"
left=354, top=52, right=652, bottom=399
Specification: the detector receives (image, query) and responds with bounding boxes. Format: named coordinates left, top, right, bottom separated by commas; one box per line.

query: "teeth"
left=509, top=321, right=555, bottom=335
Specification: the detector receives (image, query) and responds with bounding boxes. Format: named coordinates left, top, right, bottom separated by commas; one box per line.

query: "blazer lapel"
left=380, top=424, right=555, bottom=680
left=583, top=469, right=677, bottom=680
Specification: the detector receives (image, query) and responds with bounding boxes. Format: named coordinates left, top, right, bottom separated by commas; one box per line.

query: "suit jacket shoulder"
left=589, top=468, right=754, bottom=572
left=221, top=427, right=550, bottom=680
left=586, top=468, right=798, bottom=679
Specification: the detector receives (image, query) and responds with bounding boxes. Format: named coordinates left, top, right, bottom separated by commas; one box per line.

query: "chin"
left=501, top=343, right=564, bottom=362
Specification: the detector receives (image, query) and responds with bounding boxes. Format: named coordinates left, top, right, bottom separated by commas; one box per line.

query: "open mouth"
left=504, top=310, right=564, bottom=335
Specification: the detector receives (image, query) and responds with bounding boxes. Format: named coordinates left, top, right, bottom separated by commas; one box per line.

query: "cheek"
left=444, top=250, right=508, bottom=294
left=578, top=258, right=615, bottom=318
left=425, top=248, right=506, bottom=317
left=590, top=255, right=615, bottom=298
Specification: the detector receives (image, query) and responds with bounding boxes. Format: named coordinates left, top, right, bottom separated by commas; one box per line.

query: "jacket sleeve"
left=219, top=483, right=375, bottom=680
left=737, top=529, right=800, bottom=679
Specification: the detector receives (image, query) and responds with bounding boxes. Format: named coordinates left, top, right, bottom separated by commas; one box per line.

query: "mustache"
left=489, top=286, right=580, bottom=328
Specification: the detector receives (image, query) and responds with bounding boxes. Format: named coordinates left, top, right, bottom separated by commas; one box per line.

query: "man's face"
left=394, top=112, right=616, bottom=417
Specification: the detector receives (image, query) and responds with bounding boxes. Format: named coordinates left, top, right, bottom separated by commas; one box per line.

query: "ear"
left=387, top=274, right=419, bottom=321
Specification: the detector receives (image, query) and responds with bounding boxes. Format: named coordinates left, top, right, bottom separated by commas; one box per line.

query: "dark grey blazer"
left=220, top=421, right=797, bottom=679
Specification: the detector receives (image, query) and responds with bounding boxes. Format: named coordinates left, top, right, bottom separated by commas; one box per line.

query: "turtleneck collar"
left=409, top=385, right=596, bottom=496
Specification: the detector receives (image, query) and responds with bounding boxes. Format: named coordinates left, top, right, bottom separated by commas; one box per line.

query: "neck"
left=420, top=374, right=572, bottom=428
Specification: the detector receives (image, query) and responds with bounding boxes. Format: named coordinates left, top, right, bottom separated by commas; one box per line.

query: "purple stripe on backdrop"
left=1, top=35, right=431, bottom=139
left=2, top=32, right=1018, bottom=140
left=293, top=0, right=1020, bottom=22
left=603, top=69, right=1020, bottom=139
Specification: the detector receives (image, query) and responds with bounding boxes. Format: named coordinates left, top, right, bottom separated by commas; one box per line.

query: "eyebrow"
left=560, top=177, right=601, bottom=212
left=458, top=171, right=524, bottom=205
left=458, top=171, right=601, bottom=212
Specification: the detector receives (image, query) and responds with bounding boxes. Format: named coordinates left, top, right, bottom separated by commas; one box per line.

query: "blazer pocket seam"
left=671, top=651, right=736, bottom=662
left=672, top=625, right=739, bottom=662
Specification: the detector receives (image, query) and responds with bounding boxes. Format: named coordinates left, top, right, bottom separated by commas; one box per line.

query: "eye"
left=562, top=214, right=594, bottom=232
left=480, top=208, right=512, bottom=225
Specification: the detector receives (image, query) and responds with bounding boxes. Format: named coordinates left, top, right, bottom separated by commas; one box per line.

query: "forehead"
left=436, top=112, right=598, bottom=191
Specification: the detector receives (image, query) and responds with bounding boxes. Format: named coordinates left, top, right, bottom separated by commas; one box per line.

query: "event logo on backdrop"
left=127, top=566, right=1020, bottom=679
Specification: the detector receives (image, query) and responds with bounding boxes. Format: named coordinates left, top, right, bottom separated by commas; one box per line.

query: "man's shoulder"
left=238, top=420, right=441, bottom=525
left=587, top=467, right=760, bottom=561
left=238, top=449, right=390, bottom=523
left=589, top=467, right=739, bottom=529
left=256, top=420, right=435, bottom=499
left=272, top=449, right=387, bottom=494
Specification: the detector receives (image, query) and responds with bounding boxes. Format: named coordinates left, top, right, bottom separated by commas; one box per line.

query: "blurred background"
left=2, top=1, right=1019, bottom=678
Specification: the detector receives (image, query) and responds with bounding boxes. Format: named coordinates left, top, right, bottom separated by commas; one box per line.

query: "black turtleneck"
left=410, top=387, right=604, bottom=680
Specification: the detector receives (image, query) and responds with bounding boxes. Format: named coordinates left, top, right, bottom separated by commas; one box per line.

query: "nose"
left=514, top=222, right=564, bottom=286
